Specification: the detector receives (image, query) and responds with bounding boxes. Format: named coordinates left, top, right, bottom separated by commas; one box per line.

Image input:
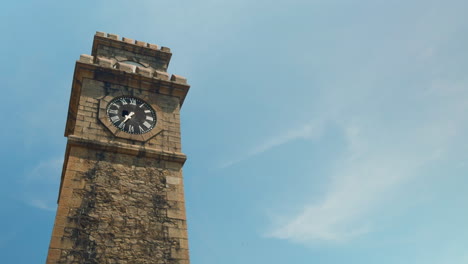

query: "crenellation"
left=136, top=66, right=153, bottom=78
left=154, top=70, right=170, bottom=80
left=116, top=61, right=137, bottom=73
left=171, top=74, right=187, bottom=84
left=107, top=33, right=119, bottom=40
left=79, top=54, right=94, bottom=64
left=135, top=40, right=147, bottom=47
left=94, top=31, right=171, bottom=54
left=78, top=53, right=189, bottom=89
left=147, top=43, right=159, bottom=50
left=97, top=56, right=114, bottom=68
left=122, top=37, right=135, bottom=44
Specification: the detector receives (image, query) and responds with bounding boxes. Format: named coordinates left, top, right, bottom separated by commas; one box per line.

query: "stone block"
left=97, top=57, right=114, bottom=68
left=166, top=176, right=181, bottom=185
left=56, top=205, right=69, bottom=218
left=79, top=54, right=94, bottom=64
left=95, top=31, right=106, bottom=37
left=135, top=40, right=147, bottom=47
left=147, top=43, right=159, bottom=50
left=136, top=66, right=153, bottom=78
left=167, top=208, right=186, bottom=220
left=154, top=70, right=169, bottom=80
left=47, top=248, right=61, bottom=261
left=161, top=46, right=171, bottom=52
left=167, top=192, right=184, bottom=202
left=170, top=74, right=187, bottom=84
left=51, top=226, right=65, bottom=238
left=179, top=239, right=189, bottom=249
left=122, top=37, right=135, bottom=44
left=59, top=187, right=73, bottom=200
left=117, top=62, right=136, bottom=73
left=168, top=227, right=187, bottom=238
left=171, top=248, right=189, bottom=259
left=107, top=33, right=119, bottom=40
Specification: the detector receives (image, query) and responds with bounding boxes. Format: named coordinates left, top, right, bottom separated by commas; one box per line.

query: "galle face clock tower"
left=46, top=32, right=191, bottom=264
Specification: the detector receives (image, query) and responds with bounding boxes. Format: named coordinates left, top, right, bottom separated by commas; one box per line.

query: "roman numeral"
left=144, top=110, right=151, bottom=113
left=118, top=122, right=125, bottom=129
left=120, top=98, right=128, bottom=105
left=139, top=125, right=144, bottom=132
left=129, top=98, right=137, bottom=105
left=139, top=103, right=145, bottom=108
left=110, top=115, right=120, bottom=123
left=143, top=121, right=151, bottom=128
left=110, top=103, right=120, bottom=109
left=128, top=125, right=134, bottom=133
left=146, top=116, right=154, bottom=121
left=108, top=109, right=118, bottom=115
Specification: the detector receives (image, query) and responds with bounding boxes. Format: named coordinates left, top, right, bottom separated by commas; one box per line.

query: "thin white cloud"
left=219, top=120, right=325, bottom=168
left=28, top=199, right=57, bottom=212
left=266, top=79, right=468, bottom=244
left=21, top=157, right=63, bottom=211
left=23, top=158, right=63, bottom=182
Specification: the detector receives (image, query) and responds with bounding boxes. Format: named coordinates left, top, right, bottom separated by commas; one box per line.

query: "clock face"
left=106, top=97, right=157, bottom=134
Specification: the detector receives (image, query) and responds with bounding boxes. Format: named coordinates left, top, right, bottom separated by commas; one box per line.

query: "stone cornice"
left=67, top=135, right=187, bottom=164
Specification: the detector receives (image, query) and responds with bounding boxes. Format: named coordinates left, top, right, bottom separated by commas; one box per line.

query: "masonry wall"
left=47, top=146, right=189, bottom=264
left=73, top=78, right=182, bottom=153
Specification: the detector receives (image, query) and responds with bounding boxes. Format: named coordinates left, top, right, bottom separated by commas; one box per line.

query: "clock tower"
left=46, top=32, right=191, bottom=264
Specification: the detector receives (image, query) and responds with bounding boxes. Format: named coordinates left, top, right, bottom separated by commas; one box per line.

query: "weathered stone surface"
left=147, top=43, right=159, bottom=50
left=135, top=40, right=147, bottom=47
left=155, top=71, right=170, bottom=81
left=79, top=54, right=94, bottom=64
left=170, top=74, right=187, bottom=84
left=107, top=33, right=119, bottom=40
left=49, top=147, right=188, bottom=264
left=97, top=57, right=113, bottom=68
left=122, top=37, right=135, bottom=44
left=136, top=66, right=154, bottom=78
left=116, top=62, right=136, bottom=73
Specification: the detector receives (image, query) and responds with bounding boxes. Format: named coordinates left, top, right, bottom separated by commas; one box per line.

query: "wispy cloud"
left=21, top=157, right=63, bottom=211
left=28, top=199, right=57, bottom=212
left=266, top=78, right=468, bottom=244
left=23, top=158, right=63, bottom=182
left=219, top=120, right=325, bottom=168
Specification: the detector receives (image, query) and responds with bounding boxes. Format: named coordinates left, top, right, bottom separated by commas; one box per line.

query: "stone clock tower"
left=46, top=32, right=190, bottom=264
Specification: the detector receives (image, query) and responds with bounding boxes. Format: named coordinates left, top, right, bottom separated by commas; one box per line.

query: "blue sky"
left=1, top=0, right=468, bottom=263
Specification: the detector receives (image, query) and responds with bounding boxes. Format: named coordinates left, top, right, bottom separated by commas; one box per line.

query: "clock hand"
left=123, top=112, right=135, bottom=123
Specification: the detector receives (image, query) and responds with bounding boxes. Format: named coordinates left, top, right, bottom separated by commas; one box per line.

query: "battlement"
left=92, top=31, right=172, bottom=72
left=78, top=54, right=188, bottom=85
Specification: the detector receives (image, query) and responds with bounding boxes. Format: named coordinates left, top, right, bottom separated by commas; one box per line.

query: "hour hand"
left=123, top=112, right=135, bottom=123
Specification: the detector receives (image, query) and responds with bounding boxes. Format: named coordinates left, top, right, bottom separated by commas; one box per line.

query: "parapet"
left=78, top=54, right=188, bottom=85
left=92, top=31, right=172, bottom=72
